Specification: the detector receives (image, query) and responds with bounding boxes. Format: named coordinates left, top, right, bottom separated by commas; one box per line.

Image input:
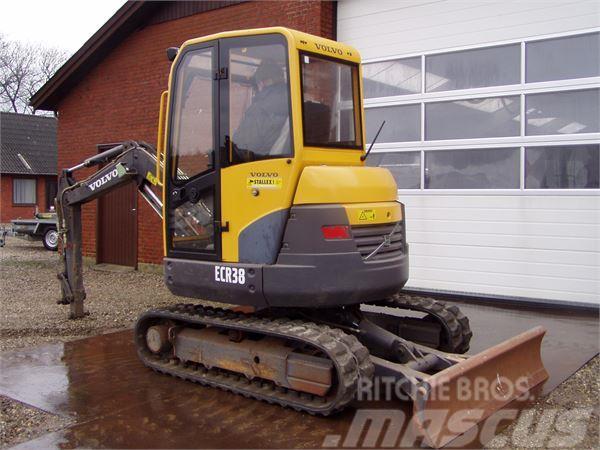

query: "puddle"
left=1, top=301, right=597, bottom=449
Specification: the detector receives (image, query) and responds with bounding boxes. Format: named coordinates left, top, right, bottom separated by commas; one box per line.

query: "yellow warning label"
left=246, top=177, right=283, bottom=189
left=358, top=209, right=376, bottom=222
left=146, top=171, right=159, bottom=186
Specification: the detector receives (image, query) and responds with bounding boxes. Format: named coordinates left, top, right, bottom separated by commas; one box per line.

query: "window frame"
left=365, top=104, right=421, bottom=144
left=524, top=144, right=600, bottom=189
left=299, top=51, right=364, bottom=150
left=12, top=178, right=37, bottom=206
left=224, top=33, right=295, bottom=165
left=423, top=147, right=521, bottom=190
left=424, top=43, right=521, bottom=93
left=168, top=43, right=218, bottom=187
left=362, top=56, right=422, bottom=99
left=361, top=27, right=600, bottom=193
left=525, top=31, right=600, bottom=83
left=524, top=88, right=600, bottom=136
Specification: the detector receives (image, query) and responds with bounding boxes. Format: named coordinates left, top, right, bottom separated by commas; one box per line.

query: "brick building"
left=30, top=0, right=335, bottom=268
left=0, top=112, right=57, bottom=223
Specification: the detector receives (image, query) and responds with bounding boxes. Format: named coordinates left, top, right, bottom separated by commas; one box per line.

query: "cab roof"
left=180, top=27, right=362, bottom=64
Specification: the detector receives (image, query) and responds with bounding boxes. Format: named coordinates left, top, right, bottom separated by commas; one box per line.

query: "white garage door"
left=338, top=0, right=600, bottom=306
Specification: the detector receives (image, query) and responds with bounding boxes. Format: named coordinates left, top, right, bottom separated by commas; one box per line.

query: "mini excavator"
left=55, top=28, right=548, bottom=447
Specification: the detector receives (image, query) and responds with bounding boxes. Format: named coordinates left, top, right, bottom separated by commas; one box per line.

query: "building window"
left=426, top=44, right=520, bottom=92
left=366, top=105, right=420, bottom=143
left=13, top=178, right=36, bottom=205
left=366, top=152, right=421, bottom=189
left=525, top=89, right=599, bottom=136
left=363, top=57, right=421, bottom=98
left=525, top=144, right=600, bottom=189
left=424, top=148, right=520, bottom=189
left=526, top=32, right=600, bottom=83
left=363, top=31, right=600, bottom=191
left=425, top=96, right=520, bottom=140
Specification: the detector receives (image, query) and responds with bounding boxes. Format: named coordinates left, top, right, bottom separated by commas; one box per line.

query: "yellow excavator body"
left=158, top=27, right=400, bottom=262
left=55, top=27, right=548, bottom=448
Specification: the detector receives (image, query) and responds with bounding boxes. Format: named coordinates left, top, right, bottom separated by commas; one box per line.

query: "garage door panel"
left=354, top=14, right=600, bottom=59
left=406, top=278, right=599, bottom=305
left=409, top=231, right=599, bottom=252
left=339, top=2, right=486, bottom=40
left=410, top=243, right=600, bottom=266
left=339, top=0, right=600, bottom=59
left=411, top=255, right=598, bottom=281
left=339, top=0, right=600, bottom=305
left=407, top=207, right=598, bottom=224
left=400, top=194, right=600, bottom=210
left=411, top=267, right=598, bottom=296
left=407, top=219, right=598, bottom=239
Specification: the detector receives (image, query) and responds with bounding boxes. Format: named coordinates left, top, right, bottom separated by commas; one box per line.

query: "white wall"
left=338, top=0, right=600, bottom=60
left=402, top=192, right=599, bottom=305
left=338, top=0, right=600, bottom=305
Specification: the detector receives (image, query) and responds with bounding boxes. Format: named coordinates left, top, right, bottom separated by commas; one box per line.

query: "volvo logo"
left=364, top=223, right=401, bottom=261
left=87, top=168, right=119, bottom=192
left=314, top=43, right=343, bottom=55
left=382, top=234, right=392, bottom=247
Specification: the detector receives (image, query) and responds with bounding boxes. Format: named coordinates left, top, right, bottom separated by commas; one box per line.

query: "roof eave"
left=30, top=1, right=157, bottom=111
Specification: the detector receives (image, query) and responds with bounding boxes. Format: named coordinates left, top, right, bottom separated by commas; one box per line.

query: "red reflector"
left=321, top=225, right=351, bottom=240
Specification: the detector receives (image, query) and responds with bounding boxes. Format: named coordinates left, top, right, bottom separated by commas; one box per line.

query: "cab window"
left=301, top=53, right=363, bottom=148
left=229, top=34, right=292, bottom=163
left=171, top=47, right=214, bottom=182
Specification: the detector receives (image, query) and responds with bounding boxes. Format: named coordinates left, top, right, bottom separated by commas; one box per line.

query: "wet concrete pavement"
left=1, top=301, right=597, bottom=449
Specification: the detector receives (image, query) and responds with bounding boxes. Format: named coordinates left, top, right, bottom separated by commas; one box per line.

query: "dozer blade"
left=412, top=326, right=548, bottom=448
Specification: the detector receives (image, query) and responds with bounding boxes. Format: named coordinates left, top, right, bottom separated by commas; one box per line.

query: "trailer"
left=9, top=212, right=59, bottom=251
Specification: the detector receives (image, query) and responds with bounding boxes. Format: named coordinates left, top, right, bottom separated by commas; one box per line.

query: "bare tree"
left=0, top=35, right=68, bottom=115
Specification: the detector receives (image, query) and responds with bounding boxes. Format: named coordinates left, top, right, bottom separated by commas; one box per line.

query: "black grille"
left=352, top=222, right=404, bottom=261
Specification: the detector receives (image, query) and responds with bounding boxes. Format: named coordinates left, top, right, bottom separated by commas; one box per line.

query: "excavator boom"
left=56, top=141, right=163, bottom=318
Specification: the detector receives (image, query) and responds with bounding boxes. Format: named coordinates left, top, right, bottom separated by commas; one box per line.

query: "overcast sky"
left=0, top=0, right=126, bottom=53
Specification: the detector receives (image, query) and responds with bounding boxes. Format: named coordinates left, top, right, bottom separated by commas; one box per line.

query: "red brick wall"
left=56, top=0, right=335, bottom=265
left=0, top=174, right=54, bottom=223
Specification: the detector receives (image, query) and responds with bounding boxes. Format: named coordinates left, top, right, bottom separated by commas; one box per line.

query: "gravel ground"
left=0, top=237, right=189, bottom=449
left=0, top=237, right=183, bottom=352
left=486, top=356, right=599, bottom=449
left=0, top=397, right=72, bottom=448
left=0, top=237, right=598, bottom=448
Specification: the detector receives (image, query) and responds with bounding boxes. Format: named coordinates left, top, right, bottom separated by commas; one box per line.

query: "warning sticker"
left=116, top=163, right=127, bottom=177
left=246, top=177, right=282, bottom=189
left=358, top=209, right=376, bottom=222
left=146, top=171, right=159, bottom=186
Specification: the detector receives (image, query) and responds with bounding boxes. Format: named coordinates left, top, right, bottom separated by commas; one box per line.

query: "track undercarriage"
left=136, top=295, right=470, bottom=414
left=135, top=295, right=547, bottom=447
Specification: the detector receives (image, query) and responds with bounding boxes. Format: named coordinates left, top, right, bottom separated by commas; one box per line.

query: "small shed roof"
left=0, top=112, right=57, bottom=175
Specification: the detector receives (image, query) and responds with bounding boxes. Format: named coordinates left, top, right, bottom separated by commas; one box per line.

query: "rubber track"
left=134, top=304, right=373, bottom=415
left=369, top=294, right=473, bottom=353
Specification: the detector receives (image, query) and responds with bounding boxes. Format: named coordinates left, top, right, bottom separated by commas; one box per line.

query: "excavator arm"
left=56, top=141, right=163, bottom=318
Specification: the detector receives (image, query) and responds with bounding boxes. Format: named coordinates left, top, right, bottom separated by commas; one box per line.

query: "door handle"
left=216, top=221, right=229, bottom=232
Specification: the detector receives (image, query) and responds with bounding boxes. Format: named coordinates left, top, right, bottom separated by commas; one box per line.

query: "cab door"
left=217, top=34, right=295, bottom=263
left=166, top=42, right=221, bottom=260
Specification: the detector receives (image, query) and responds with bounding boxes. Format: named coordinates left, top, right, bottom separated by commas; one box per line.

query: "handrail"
left=156, top=90, right=169, bottom=186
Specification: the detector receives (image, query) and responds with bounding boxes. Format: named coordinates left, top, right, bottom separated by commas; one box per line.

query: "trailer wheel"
left=43, top=227, right=59, bottom=251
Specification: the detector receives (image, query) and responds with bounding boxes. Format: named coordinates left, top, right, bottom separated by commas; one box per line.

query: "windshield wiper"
left=360, top=120, right=386, bottom=162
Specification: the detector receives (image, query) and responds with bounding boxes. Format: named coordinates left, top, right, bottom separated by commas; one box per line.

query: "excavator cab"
left=55, top=28, right=548, bottom=448
left=159, top=28, right=406, bottom=308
